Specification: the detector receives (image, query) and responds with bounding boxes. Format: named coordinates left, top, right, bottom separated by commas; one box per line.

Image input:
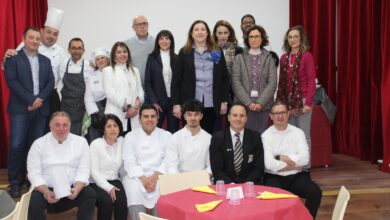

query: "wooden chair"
left=14, top=186, right=33, bottom=220
left=331, top=186, right=351, bottom=220
left=159, top=170, right=211, bottom=195
left=139, top=212, right=167, bottom=220
left=0, top=202, right=19, bottom=220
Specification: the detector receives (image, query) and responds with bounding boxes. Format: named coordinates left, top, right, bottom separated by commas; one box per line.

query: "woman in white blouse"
left=103, top=42, right=144, bottom=134
left=84, top=47, right=110, bottom=143
left=90, top=114, right=127, bottom=220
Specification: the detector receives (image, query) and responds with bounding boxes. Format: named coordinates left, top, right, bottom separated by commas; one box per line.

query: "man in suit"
left=209, top=103, right=264, bottom=184
left=4, top=27, right=54, bottom=197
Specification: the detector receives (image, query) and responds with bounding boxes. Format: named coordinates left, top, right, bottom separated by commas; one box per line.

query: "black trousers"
left=90, top=180, right=128, bottom=220
left=28, top=186, right=97, bottom=220
left=264, top=172, right=322, bottom=218
left=200, top=107, right=216, bottom=135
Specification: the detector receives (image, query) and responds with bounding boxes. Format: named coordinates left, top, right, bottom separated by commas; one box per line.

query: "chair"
left=331, top=186, right=351, bottom=220
left=159, top=170, right=211, bottom=195
left=139, top=212, right=166, bottom=220
left=14, top=186, right=33, bottom=220
left=0, top=202, right=19, bottom=220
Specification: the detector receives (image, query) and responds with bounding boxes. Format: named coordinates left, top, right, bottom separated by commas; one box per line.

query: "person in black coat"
left=210, top=104, right=264, bottom=184
left=171, top=20, right=230, bottom=134
left=144, top=30, right=179, bottom=133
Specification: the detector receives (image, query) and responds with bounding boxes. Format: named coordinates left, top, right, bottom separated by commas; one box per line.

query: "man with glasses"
left=125, top=15, right=155, bottom=89
left=238, top=14, right=256, bottom=47
left=58, top=38, right=92, bottom=135
left=261, top=101, right=322, bottom=218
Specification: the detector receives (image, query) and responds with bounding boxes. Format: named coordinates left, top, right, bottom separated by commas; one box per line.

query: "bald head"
left=132, top=15, right=149, bottom=39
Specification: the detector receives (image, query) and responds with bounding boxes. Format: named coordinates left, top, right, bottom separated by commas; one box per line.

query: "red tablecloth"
left=157, top=184, right=312, bottom=220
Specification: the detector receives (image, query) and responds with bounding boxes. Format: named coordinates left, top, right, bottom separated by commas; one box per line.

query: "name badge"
left=248, top=154, right=254, bottom=163
left=250, top=90, right=258, bottom=98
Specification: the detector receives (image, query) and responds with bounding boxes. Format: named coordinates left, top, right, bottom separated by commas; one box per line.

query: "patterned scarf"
left=220, top=42, right=236, bottom=73
left=276, top=50, right=303, bottom=115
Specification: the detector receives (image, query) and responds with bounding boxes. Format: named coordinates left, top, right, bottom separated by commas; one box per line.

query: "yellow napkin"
left=256, top=191, right=298, bottom=199
left=192, top=185, right=217, bottom=194
left=195, top=200, right=223, bottom=212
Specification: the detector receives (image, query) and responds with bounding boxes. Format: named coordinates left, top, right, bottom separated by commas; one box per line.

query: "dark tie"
left=233, top=133, right=243, bottom=175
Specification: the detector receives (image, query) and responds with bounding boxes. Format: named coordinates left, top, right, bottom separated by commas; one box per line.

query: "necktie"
left=233, top=133, right=243, bottom=175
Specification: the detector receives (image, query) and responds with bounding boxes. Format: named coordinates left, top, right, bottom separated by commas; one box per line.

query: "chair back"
left=139, top=212, right=167, bottom=220
left=14, top=186, right=33, bottom=220
left=0, top=202, right=19, bottom=220
left=159, top=170, right=211, bottom=195
left=331, top=185, right=351, bottom=220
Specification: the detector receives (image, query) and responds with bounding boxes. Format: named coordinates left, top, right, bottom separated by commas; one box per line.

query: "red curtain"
left=289, top=0, right=337, bottom=101
left=336, top=0, right=383, bottom=161
left=380, top=0, right=390, bottom=172
left=0, top=0, right=47, bottom=168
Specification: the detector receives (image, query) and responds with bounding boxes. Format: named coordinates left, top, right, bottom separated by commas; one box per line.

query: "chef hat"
left=91, top=47, right=110, bottom=64
left=44, top=7, right=64, bottom=30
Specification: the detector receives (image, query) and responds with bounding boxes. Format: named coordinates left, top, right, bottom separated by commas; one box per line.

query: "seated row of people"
left=26, top=100, right=321, bottom=220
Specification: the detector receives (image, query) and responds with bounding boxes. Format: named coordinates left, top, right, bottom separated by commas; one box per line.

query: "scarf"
left=220, top=42, right=236, bottom=73
left=276, top=50, right=303, bottom=115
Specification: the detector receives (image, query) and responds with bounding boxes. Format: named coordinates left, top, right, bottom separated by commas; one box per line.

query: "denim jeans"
left=8, top=111, right=47, bottom=185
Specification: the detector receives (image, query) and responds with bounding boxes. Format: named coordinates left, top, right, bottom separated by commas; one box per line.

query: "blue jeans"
left=8, top=111, right=47, bottom=185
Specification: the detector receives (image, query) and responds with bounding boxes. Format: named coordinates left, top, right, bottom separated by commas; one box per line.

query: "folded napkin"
left=195, top=200, right=223, bottom=212
left=192, top=186, right=216, bottom=194
left=256, top=191, right=298, bottom=199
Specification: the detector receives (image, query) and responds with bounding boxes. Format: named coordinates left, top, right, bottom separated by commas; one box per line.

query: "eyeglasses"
left=288, top=35, right=300, bottom=40
left=134, top=22, right=148, bottom=27
left=270, top=111, right=288, bottom=116
left=242, top=21, right=255, bottom=25
left=249, top=35, right=262, bottom=40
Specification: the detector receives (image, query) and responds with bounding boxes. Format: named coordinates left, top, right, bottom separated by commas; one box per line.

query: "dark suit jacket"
left=4, top=49, right=54, bottom=116
left=171, top=48, right=230, bottom=114
left=210, top=128, right=264, bottom=184
left=144, top=51, right=177, bottom=106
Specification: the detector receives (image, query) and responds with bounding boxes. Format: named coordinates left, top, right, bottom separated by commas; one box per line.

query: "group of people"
left=3, top=6, right=321, bottom=220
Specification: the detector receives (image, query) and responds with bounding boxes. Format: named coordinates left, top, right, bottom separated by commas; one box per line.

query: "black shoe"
left=9, top=184, right=21, bottom=198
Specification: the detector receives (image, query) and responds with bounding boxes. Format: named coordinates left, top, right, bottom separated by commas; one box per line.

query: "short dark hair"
left=229, top=103, right=248, bottom=115
left=139, top=104, right=158, bottom=117
left=270, top=100, right=288, bottom=112
left=100, top=114, right=123, bottom=137
left=244, top=25, right=269, bottom=48
left=23, top=27, right=40, bottom=38
left=68, top=37, right=84, bottom=49
left=182, top=99, right=204, bottom=114
left=241, top=14, right=256, bottom=24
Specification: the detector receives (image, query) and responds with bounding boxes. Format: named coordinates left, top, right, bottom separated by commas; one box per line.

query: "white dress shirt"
left=122, top=127, right=171, bottom=208
left=27, top=133, right=90, bottom=188
left=261, top=124, right=309, bottom=176
left=84, top=69, right=106, bottom=115
left=90, top=137, right=123, bottom=192
left=165, top=126, right=211, bottom=174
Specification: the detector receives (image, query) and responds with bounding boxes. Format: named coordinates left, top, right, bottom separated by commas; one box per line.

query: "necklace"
left=288, top=53, right=295, bottom=67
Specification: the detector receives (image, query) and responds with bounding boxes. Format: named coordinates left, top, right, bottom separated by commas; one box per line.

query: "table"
left=157, top=184, right=312, bottom=220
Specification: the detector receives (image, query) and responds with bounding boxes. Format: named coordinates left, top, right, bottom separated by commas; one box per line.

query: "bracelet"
left=275, top=155, right=280, bottom=160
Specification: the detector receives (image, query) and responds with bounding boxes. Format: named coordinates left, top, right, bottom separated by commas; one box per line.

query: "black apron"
left=61, top=60, right=86, bottom=135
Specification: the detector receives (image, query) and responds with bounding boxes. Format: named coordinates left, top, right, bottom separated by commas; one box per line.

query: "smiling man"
left=261, top=101, right=322, bottom=218
left=209, top=103, right=264, bottom=184
left=165, top=100, right=212, bottom=174
left=122, top=104, right=171, bottom=220
left=4, top=27, right=54, bottom=198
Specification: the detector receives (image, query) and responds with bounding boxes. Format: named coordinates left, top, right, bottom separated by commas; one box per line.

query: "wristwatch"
left=275, top=155, right=280, bottom=160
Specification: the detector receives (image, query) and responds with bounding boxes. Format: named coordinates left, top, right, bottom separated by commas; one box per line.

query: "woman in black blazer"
left=144, top=30, right=179, bottom=133
left=171, top=20, right=230, bottom=134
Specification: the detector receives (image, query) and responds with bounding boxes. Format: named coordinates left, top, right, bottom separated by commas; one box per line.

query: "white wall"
left=48, top=0, right=289, bottom=59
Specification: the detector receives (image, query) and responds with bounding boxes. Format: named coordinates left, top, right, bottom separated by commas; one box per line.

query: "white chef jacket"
left=261, top=124, right=309, bottom=176
left=90, top=137, right=124, bottom=192
left=84, top=69, right=106, bottom=115
left=103, top=64, right=144, bottom=131
left=57, top=58, right=92, bottom=100
left=27, top=132, right=90, bottom=188
left=165, top=126, right=212, bottom=174
left=17, top=42, right=68, bottom=88
left=122, top=127, right=171, bottom=208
